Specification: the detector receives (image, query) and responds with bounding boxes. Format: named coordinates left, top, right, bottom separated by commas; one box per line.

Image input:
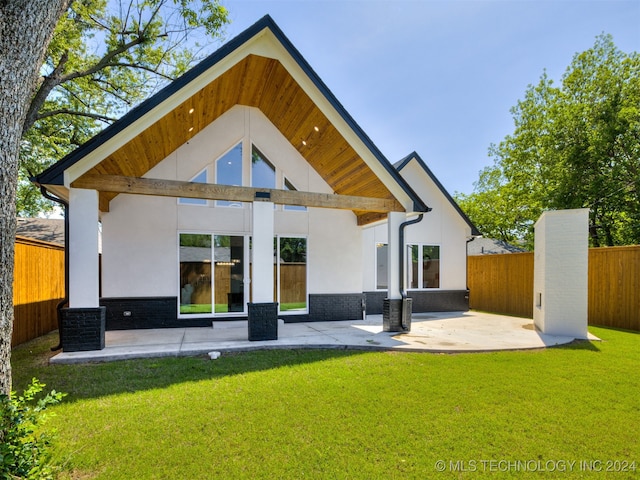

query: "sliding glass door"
left=179, top=233, right=246, bottom=316
left=214, top=235, right=245, bottom=313
left=179, top=234, right=307, bottom=316
left=179, top=234, right=212, bottom=315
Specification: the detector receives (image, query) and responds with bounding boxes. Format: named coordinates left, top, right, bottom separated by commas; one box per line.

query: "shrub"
left=0, top=378, right=65, bottom=479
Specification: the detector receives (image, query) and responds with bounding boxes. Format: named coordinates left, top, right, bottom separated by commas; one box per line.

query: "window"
left=276, top=237, right=307, bottom=312
left=407, top=244, right=440, bottom=289
left=284, top=178, right=306, bottom=211
left=179, top=234, right=212, bottom=314
left=408, top=245, right=419, bottom=289
left=214, top=235, right=245, bottom=313
left=376, top=243, right=388, bottom=290
left=216, top=143, right=243, bottom=207
left=422, top=246, right=440, bottom=288
left=179, top=169, right=207, bottom=205
left=251, top=146, right=275, bottom=189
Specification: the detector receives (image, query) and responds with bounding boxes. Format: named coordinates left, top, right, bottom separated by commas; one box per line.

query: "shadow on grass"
left=551, top=324, right=640, bottom=352
left=550, top=338, right=602, bottom=352
left=11, top=331, right=368, bottom=402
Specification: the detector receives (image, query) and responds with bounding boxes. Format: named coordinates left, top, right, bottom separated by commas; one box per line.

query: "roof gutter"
left=39, top=185, right=68, bottom=351
left=398, top=212, right=428, bottom=330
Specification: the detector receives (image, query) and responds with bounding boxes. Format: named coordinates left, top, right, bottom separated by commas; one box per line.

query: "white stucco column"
left=387, top=212, right=404, bottom=300
left=252, top=201, right=275, bottom=303
left=533, top=208, right=589, bottom=339
left=68, top=188, right=100, bottom=308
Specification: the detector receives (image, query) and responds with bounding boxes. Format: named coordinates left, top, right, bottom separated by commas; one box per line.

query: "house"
left=33, top=15, right=479, bottom=351
left=467, top=237, right=525, bottom=255
left=16, top=217, right=65, bottom=246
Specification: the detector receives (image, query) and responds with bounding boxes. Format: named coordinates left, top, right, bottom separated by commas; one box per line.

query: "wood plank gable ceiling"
left=80, top=54, right=403, bottom=224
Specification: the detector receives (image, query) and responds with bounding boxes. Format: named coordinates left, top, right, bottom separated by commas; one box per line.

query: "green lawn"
left=10, top=326, right=640, bottom=479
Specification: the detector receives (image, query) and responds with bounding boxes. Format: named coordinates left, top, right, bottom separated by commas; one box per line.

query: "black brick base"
left=101, top=297, right=191, bottom=329
left=308, top=293, right=365, bottom=322
left=248, top=302, right=278, bottom=341
left=365, top=290, right=469, bottom=315
left=382, top=298, right=412, bottom=332
left=61, top=307, right=106, bottom=352
left=96, top=290, right=469, bottom=331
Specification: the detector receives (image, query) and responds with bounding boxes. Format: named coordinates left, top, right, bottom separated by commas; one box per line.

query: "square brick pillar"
left=383, top=298, right=412, bottom=332
left=61, top=307, right=106, bottom=351
left=248, top=302, right=278, bottom=341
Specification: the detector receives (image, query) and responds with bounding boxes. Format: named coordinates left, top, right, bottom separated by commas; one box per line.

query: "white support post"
left=68, top=188, right=100, bottom=308
left=252, top=201, right=275, bottom=303
left=387, top=212, right=404, bottom=300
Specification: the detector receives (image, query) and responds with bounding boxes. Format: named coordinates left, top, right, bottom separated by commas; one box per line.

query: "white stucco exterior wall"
left=101, top=105, right=364, bottom=301
left=361, top=158, right=471, bottom=292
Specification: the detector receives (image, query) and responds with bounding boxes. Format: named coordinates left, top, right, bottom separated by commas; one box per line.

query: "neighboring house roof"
left=16, top=217, right=65, bottom=246
left=33, top=15, right=427, bottom=225
left=467, top=237, right=525, bottom=255
left=395, top=152, right=481, bottom=236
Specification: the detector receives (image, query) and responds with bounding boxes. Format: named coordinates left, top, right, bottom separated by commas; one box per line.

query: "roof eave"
left=396, top=152, right=481, bottom=235
left=34, top=15, right=278, bottom=186
left=33, top=15, right=426, bottom=215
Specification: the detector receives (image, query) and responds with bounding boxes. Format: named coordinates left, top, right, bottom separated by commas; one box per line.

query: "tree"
left=18, top=0, right=229, bottom=215
left=457, top=34, right=640, bottom=249
left=1, top=0, right=229, bottom=395
left=1, top=0, right=70, bottom=397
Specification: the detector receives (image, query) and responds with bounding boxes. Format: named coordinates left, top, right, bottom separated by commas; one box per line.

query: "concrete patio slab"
left=49, top=311, right=599, bottom=364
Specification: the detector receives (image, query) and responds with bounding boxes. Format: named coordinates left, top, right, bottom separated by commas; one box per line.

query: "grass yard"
left=10, top=326, right=640, bottom=479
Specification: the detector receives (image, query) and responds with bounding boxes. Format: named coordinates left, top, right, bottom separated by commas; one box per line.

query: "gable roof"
left=395, top=152, right=481, bottom=236
left=34, top=15, right=427, bottom=225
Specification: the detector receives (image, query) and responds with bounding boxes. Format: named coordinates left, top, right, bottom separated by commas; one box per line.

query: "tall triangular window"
left=251, top=146, right=275, bottom=189
left=216, top=143, right=243, bottom=207
left=179, top=169, right=207, bottom=205
left=284, top=179, right=306, bottom=211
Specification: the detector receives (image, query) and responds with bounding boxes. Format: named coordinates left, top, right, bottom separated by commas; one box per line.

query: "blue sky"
left=219, top=0, right=639, bottom=197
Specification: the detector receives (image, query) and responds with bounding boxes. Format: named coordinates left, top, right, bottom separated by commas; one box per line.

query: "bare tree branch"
left=90, top=78, right=134, bottom=105
left=61, top=36, right=148, bottom=84
left=22, top=34, right=147, bottom=135
left=23, top=51, right=69, bottom=136
left=36, top=108, right=117, bottom=124
left=103, top=62, right=174, bottom=80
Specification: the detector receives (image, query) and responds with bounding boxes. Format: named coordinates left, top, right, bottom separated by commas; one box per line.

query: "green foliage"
left=0, top=379, right=65, bottom=480
left=19, top=0, right=230, bottom=216
left=180, top=233, right=212, bottom=248
left=279, top=237, right=306, bottom=263
left=458, top=34, right=640, bottom=248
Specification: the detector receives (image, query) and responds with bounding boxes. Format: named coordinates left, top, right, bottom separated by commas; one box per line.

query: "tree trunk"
left=0, top=0, right=68, bottom=396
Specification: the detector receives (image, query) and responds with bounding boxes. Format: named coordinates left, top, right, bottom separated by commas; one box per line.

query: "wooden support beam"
left=71, top=174, right=405, bottom=213
left=98, top=194, right=111, bottom=213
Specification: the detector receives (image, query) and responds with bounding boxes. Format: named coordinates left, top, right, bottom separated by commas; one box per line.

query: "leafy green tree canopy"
left=456, top=34, right=639, bottom=249
left=19, top=0, right=229, bottom=216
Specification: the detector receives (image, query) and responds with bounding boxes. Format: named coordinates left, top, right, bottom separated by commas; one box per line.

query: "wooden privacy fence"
left=468, top=252, right=534, bottom=319
left=468, top=246, right=640, bottom=331
left=588, top=246, right=640, bottom=331
left=13, top=236, right=65, bottom=346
